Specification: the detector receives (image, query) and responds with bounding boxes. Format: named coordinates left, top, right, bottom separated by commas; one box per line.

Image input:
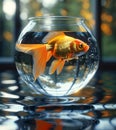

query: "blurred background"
left=0, top=0, right=116, bottom=69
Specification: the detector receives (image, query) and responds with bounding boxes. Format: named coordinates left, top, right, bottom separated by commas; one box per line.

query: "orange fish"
left=16, top=32, right=89, bottom=80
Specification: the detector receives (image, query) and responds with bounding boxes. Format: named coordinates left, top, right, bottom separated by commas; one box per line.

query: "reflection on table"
left=0, top=70, right=116, bottom=130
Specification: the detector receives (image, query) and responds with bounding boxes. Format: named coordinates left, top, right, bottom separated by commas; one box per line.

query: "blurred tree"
left=101, top=0, right=116, bottom=57
left=0, top=0, right=116, bottom=58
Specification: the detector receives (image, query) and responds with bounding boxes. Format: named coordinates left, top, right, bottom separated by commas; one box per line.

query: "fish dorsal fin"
left=42, top=31, right=65, bottom=43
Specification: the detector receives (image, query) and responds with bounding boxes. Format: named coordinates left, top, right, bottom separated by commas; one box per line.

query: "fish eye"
left=79, top=44, right=83, bottom=49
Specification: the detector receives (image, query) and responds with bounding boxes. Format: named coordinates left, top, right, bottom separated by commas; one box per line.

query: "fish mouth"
left=84, top=45, right=89, bottom=52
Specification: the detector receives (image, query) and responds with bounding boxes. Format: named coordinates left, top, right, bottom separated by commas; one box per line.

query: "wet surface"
left=0, top=70, right=116, bottom=130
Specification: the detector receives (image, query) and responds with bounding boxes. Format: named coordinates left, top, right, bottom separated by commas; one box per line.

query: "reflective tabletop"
left=0, top=70, right=116, bottom=130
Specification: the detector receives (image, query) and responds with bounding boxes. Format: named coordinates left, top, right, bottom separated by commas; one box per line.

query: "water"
left=0, top=70, right=116, bottom=130
left=15, top=31, right=99, bottom=96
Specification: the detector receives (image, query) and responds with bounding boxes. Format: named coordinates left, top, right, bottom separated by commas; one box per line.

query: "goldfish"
left=16, top=32, right=89, bottom=80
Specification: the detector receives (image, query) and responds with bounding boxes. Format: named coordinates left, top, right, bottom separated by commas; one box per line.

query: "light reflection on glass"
left=111, top=118, right=116, bottom=127
left=0, top=92, right=19, bottom=99
left=95, top=119, right=114, bottom=130
left=8, top=86, right=18, bottom=91
left=0, top=116, right=18, bottom=130
left=1, top=80, right=16, bottom=84
left=3, top=104, right=24, bottom=112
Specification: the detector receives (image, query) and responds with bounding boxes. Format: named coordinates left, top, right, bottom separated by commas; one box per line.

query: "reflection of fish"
left=16, top=32, right=89, bottom=80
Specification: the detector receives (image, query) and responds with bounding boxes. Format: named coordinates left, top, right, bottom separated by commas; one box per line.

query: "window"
left=0, top=0, right=116, bottom=70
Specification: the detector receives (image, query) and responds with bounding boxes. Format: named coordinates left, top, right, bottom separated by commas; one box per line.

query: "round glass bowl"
left=15, top=16, right=99, bottom=96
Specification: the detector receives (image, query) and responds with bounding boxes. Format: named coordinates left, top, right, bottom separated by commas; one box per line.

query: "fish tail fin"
left=32, top=45, right=48, bottom=80
left=16, top=44, right=49, bottom=80
left=16, top=44, right=41, bottom=53
left=49, top=59, right=65, bottom=75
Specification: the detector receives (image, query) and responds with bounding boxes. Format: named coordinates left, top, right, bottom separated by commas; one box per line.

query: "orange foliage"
left=101, top=13, right=113, bottom=23
left=3, top=32, right=13, bottom=42
left=80, top=0, right=95, bottom=28
left=60, top=9, right=68, bottom=16
left=82, top=2, right=90, bottom=9
left=101, top=23, right=112, bottom=35
left=35, top=11, right=43, bottom=16
left=101, top=12, right=113, bottom=36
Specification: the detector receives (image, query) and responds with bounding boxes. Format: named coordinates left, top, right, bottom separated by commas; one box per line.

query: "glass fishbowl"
left=15, top=16, right=99, bottom=97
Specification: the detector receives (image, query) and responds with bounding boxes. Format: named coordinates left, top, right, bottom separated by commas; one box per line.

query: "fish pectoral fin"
left=49, top=59, right=65, bottom=75
left=46, top=51, right=52, bottom=62
left=56, top=60, right=65, bottom=75
left=31, top=45, right=47, bottom=80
